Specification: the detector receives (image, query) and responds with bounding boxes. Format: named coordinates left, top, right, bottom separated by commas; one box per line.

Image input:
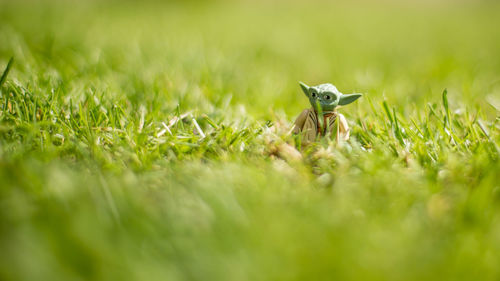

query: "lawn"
left=0, top=0, right=499, bottom=280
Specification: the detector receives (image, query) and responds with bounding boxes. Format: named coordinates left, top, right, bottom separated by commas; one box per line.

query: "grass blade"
left=442, top=88, right=451, bottom=129
left=0, top=57, right=14, bottom=88
left=383, top=100, right=393, bottom=124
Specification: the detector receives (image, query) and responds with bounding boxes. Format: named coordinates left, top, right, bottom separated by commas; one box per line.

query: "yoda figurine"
left=293, top=82, right=361, bottom=143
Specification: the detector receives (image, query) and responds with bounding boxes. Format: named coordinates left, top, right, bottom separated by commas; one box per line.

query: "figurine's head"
left=299, top=82, right=362, bottom=114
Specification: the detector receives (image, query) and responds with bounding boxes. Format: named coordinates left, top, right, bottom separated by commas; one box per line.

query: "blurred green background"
left=0, top=0, right=499, bottom=280
left=2, top=0, right=500, bottom=117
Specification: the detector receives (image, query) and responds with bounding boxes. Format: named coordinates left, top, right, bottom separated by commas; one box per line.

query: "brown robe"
left=293, top=108, right=350, bottom=144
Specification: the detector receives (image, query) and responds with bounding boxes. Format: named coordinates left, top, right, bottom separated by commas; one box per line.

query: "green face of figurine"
left=300, top=82, right=362, bottom=114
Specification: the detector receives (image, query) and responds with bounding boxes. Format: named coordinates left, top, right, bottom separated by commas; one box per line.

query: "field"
left=1, top=0, right=500, bottom=280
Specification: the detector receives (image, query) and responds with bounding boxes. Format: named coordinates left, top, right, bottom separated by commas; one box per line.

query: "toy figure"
left=293, top=82, right=361, bottom=144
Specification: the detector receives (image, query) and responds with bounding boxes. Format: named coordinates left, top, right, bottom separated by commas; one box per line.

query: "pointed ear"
left=299, top=82, right=309, bottom=97
left=339, top=93, right=362, bottom=106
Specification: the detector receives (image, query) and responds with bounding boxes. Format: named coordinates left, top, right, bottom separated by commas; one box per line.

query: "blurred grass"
left=0, top=0, right=500, bottom=280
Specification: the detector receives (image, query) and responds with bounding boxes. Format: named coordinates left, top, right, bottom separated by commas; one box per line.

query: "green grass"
left=1, top=1, right=500, bottom=280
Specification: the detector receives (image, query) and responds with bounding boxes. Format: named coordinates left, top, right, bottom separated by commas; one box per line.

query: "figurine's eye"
left=311, top=92, right=317, bottom=98
left=325, top=95, right=331, bottom=100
